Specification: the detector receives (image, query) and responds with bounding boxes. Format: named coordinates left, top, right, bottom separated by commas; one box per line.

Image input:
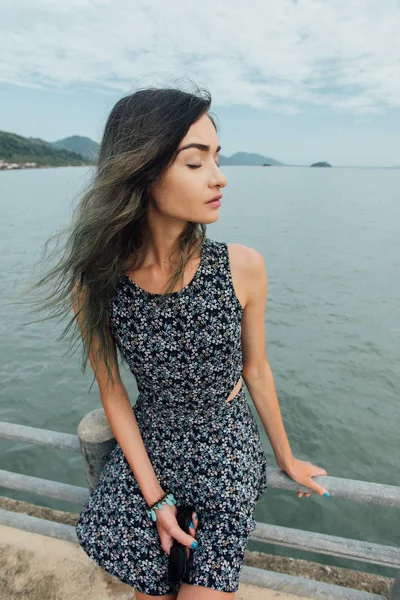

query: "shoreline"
left=0, top=162, right=93, bottom=171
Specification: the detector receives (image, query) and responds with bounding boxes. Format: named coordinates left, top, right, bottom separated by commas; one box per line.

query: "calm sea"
left=0, top=166, right=399, bottom=576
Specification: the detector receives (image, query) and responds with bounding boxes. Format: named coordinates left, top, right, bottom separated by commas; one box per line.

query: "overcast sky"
left=1, top=0, right=400, bottom=166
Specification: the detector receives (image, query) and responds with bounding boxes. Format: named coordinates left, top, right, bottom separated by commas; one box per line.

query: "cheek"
left=169, top=167, right=198, bottom=193
left=156, top=170, right=200, bottom=213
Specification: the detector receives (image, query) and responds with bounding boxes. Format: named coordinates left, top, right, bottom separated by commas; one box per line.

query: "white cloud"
left=1, top=0, right=400, bottom=114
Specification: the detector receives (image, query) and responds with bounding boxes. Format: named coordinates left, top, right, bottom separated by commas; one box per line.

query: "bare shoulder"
left=226, top=243, right=267, bottom=309
left=227, top=243, right=266, bottom=274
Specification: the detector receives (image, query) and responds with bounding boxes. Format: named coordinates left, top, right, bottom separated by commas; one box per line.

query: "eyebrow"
left=177, top=143, right=221, bottom=154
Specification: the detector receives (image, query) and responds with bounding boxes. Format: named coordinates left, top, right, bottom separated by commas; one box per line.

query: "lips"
left=207, top=194, right=222, bottom=203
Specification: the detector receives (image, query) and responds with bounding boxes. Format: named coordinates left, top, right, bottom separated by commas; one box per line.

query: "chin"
left=199, top=213, right=219, bottom=225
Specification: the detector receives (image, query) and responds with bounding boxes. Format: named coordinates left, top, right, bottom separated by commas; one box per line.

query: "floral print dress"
left=75, top=236, right=268, bottom=595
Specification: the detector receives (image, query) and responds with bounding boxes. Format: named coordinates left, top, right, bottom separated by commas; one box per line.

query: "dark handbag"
left=168, top=505, right=197, bottom=583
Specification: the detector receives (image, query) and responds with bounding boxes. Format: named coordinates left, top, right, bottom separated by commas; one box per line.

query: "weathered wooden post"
left=77, top=409, right=117, bottom=493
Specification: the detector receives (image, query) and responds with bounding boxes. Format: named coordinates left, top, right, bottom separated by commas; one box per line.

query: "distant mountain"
left=0, top=131, right=93, bottom=167
left=219, top=152, right=284, bottom=166
left=50, top=143, right=283, bottom=167
left=310, top=161, right=332, bottom=167
left=1, top=130, right=285, bottom=168
left=52, top=135, right=99, bottom=161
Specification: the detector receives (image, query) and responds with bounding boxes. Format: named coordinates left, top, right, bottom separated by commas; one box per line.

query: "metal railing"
left=0, top=412, right=399, bottom=600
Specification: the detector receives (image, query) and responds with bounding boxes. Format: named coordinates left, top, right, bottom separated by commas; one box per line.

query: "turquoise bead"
left=157, top=503, right=163, bottom=509
left=165, top=497, right=173, bottom=506
left=150, top=509, right=157, bottom=521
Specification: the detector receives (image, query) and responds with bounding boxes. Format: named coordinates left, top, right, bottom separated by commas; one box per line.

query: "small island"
left=310, top=161, right=332, bottom=167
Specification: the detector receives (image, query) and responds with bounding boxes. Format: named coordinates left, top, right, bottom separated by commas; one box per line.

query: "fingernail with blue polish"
left=194, top=514, right=198, bottom=520
left=190, top=521, right=194, bottom=529
left=324, top=492, right=330, bottom=497
left=191, top=541, right=198, bottom=549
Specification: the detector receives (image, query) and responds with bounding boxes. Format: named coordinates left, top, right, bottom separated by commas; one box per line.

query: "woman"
left=32, top=83, right=329, bottom=599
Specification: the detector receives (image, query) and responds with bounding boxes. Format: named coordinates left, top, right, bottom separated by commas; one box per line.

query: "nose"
left=212, top=164, right=227, bottom=189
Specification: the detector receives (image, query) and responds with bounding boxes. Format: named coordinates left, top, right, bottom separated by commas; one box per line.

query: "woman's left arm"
left=239, top=246, right=330, bottom=499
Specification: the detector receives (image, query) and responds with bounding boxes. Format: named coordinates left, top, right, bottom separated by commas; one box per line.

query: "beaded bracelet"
left=146, top=492, right=177, bottom=521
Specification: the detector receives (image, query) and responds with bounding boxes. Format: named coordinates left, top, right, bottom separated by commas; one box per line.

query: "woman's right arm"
left=71, top=284, right=198, bottom=554
left=71, top=284, right=164, bottom=506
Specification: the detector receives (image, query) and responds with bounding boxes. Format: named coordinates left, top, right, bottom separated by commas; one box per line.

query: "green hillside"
left=52, top=135, right=99, bottom=160
left=0, top=131, right=95, bottom=167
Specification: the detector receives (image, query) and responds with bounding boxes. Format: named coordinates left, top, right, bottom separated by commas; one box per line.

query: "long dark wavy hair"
left=14, top=81, right=218, bottom=392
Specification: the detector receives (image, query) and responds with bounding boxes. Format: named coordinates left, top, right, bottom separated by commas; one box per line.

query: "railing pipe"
left=0, top=421, right=80, bottom=452
left=0, top=469, right=89, bottom=505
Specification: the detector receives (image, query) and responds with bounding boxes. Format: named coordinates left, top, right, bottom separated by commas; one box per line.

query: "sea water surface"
left=0, top=165, right=399, bottom=576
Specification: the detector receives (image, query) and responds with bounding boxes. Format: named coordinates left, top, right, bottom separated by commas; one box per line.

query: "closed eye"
left=187, top=163, right=220, bottom=169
